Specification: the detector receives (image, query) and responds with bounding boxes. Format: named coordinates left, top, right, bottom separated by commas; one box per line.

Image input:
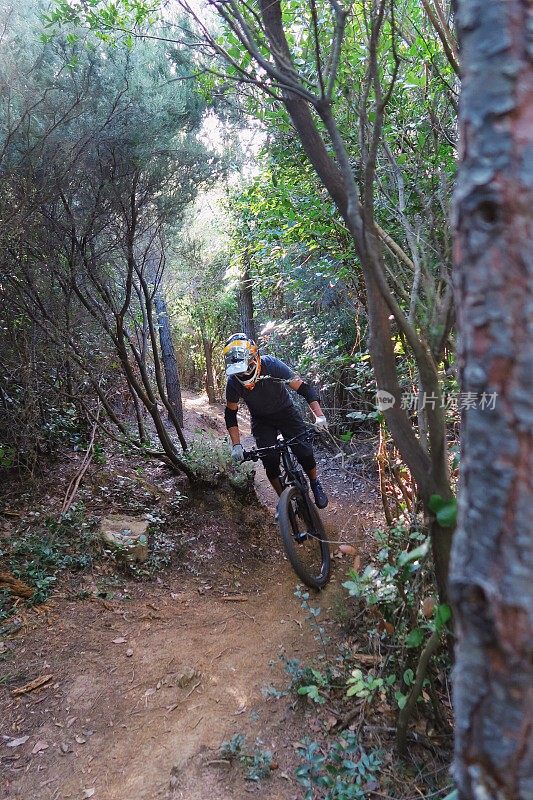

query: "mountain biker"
left=223, top=333, right=329, bottom=509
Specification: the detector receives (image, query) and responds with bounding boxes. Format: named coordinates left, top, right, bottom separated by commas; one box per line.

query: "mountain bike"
left=243, top=431, right=331, bottom=589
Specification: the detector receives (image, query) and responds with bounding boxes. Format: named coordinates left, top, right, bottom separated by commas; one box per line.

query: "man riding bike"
left=223, top=333, right=329, bottom=509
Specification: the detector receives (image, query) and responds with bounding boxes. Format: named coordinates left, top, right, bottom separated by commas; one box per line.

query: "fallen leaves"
left=338, top=544, right=357, bottom=556
left=112, top=637, right=127, bottom=644
left=31, top=740, right=48, bottom=755
left=421, top=596, right=437, bottom=618
left=12, top=674, right=53, bottom=696
left=6, top=735, right=29, bottom=748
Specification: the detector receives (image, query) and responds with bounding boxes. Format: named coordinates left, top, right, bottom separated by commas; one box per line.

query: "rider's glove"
left=314, top=415, right=328, bottom=431
left=231, top=443, right=244, bottom=462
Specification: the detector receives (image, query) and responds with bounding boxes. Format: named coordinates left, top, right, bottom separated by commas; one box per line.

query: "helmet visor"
left=225, top=346, right=251, bottom=376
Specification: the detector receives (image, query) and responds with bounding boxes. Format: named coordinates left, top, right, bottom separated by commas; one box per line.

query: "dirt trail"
left=2, top=392, right=382, bottom=800
left=4, top=573, right=332, bottom=799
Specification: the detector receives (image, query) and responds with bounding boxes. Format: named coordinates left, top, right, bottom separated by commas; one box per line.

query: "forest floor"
left=1, top=393, right=449, bottom=800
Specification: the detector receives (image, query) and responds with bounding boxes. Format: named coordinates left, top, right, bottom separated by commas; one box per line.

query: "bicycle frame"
left=243, top=430, right=313, bottom=502
left=279, top=444, right=307, bottom=492
left=243, top=430, right=309, bottom=469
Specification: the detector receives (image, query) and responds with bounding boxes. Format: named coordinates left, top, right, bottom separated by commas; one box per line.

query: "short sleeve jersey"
left=225, top=355, right=296, bottom=418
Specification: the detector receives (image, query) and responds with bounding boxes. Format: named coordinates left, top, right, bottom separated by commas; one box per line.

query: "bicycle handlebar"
left=242, top=429, right=313, bottom=462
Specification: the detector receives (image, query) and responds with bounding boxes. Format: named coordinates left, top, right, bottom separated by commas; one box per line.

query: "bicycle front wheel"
left=277, top=486, right=331, bottom=589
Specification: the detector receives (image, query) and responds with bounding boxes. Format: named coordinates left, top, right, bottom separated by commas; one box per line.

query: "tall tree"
left=238, top=249, right=257, bottom=341
left=451, top=1, right=533, bottom=796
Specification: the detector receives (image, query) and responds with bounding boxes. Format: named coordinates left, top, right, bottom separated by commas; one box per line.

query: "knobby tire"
left=277, top=485, right=331, bottom=589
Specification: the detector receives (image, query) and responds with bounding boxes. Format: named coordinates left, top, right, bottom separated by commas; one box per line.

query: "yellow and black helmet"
left=223, top=333, right=261, bottom=389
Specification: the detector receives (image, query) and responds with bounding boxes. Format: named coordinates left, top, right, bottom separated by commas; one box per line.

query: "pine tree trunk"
left=239, top=255, right=256, bottom=340
left=202, top=337, right=216, bottom=404
left=451, top=2, right=533, bottom=796
left=154, top=291, right=184, bottom=428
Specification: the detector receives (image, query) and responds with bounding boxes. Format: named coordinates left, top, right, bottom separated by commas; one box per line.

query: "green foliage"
left=295, top=584, right=329, bottom=641
left=264, top=654, right=336, bottom=708
left=297, top=668, right=330, bottom=705
left=429, top=494, right=458, bottom=528
left=264, top=588, right=336, bottom=706
left=228, top=159, right=367, bottom=416
left=342, top=522, right=451, bottom=710
left=0, top=445, right=16, bottom=469
left=295, top=732, right=382, bottom=800
left=219, top=734, right=273, bottom=782
left=346, top=668, right=396, bottom=700
left=0, top=2, right=214, bottom=468
left=342, top=524, right=429, bottom=609
left=181, top=434, right=255, bottom=489
left=220, top=733, right=246, bottom=759
left=0, top=504, right=98, bottom=614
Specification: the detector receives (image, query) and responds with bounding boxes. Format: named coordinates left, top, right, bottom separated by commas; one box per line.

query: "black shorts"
left=251, top=404, right=316, bottom=479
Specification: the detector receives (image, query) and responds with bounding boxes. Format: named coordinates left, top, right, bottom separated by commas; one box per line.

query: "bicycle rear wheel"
left=277, top=486, right=330, bottom=589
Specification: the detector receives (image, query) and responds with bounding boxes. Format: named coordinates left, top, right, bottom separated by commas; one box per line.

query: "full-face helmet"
left=223, top=333, right=261, bottom=389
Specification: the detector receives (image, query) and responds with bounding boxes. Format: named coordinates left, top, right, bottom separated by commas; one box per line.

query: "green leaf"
left=397, top=540, right=429, bottom=567
left=346, top=684, right=361, bottom=697
left=428, top=495, right=457, bottom=526
left=434, top=603, right=452, bottom=631
left=436, top=500, right=457, bottom=528
left=403, top=668, right=415, bottom=685
left=395, top=691, right=407, bottom=709
left=405, top=628, right=424, bottom=648
left=428, top=494, right=445, bottom=512
left=342, top=580, right=361, bottom=597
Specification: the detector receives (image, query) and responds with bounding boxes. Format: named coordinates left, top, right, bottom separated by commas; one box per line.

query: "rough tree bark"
left=451, top=1, right=533, bottom=796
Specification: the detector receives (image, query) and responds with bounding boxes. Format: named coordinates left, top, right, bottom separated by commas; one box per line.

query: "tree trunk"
left=202, top=336, right=216, bottom=404
left=154, top=291, right=184, bottom=428
left=239, top=254, right=256, bottom=340
left=451, top=2, right=533, bottom=796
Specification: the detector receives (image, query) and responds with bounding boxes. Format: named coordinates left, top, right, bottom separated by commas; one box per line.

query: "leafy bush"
left=295, top=732, right=382, bottom=800
left=219, top=734, right=273, bottom=782
left=342, top=522, right=451, bottom=710
left=182, top=433, right=255, bottom=489
left=0, top=504, right=98, bottom=608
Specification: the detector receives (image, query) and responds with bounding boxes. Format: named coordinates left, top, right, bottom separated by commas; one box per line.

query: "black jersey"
left=225, top=355, right=296, bottom=418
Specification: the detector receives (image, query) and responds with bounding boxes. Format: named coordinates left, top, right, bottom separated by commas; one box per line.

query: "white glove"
left=314, top=415, right=328, bottom=431
left=231, top=444, right=244, bottom=462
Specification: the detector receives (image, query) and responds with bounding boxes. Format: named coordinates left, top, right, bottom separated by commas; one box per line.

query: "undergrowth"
left=261, top=520, right=454, bottom=799
left=295, top=733, right=382, bottom=800
left=0, top=504, right=98, bottom=620
left=182, top=433, right=255, bottom=489
left=219, top=734, right=273, bottom=782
